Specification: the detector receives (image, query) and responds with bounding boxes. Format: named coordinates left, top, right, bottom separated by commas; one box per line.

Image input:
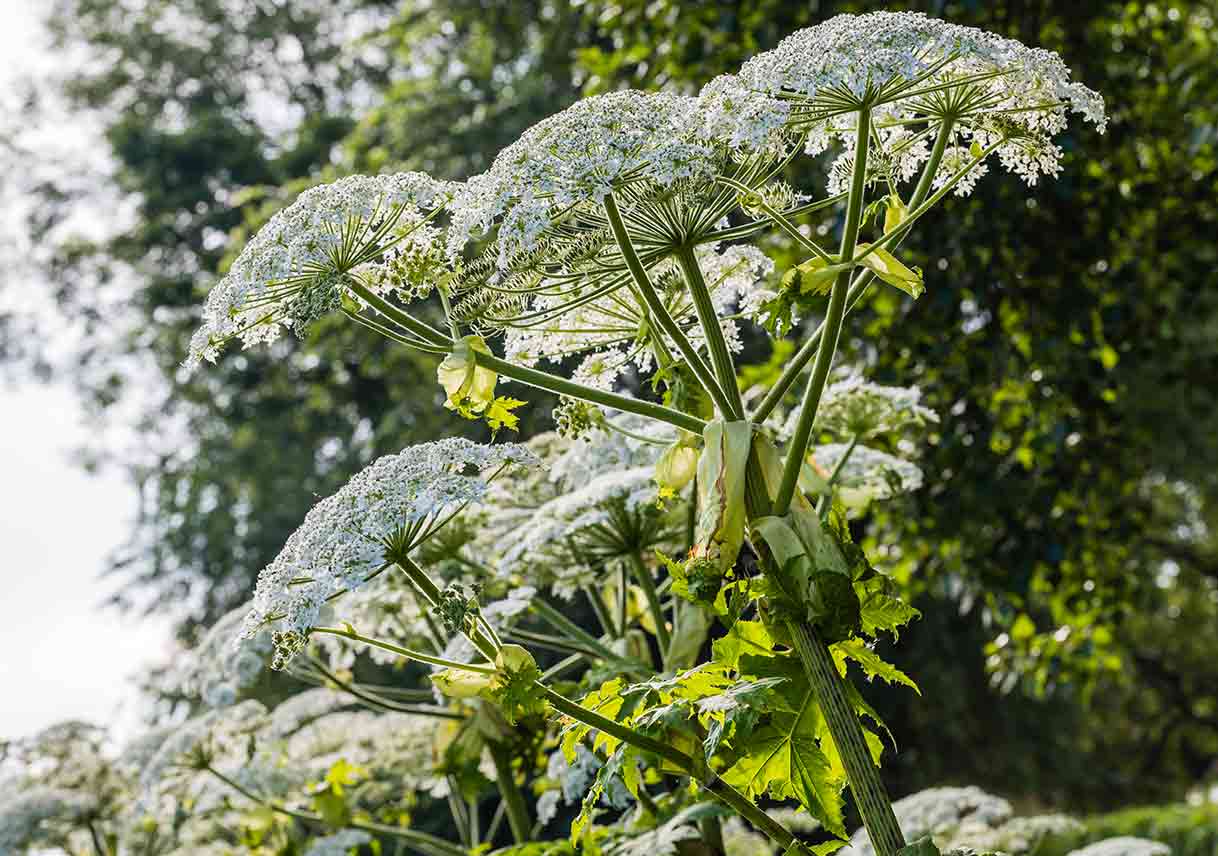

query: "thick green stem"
left=488, top=741, right=531, bottom=844
left=774, top=107, right=872, bottom=516
left=786, top=623, right=905, bottom=856
left=700, top=815, right=726, bottom=855
left=752, top=116, right=958, bottom=425
left=347, top=279, right=705, bottom=434
left=602, top=192, right=737, bottom=418
left=675, top=245, right=744, bottom=419
left=629, top=551, right=672, bottom=656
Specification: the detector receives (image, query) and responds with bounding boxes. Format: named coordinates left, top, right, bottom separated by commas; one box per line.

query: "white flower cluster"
left=449, top=91, right=714, bottom=266
left=730, top=12, right=1105, bottom=193
left=815, top=377, right=939, bottom=440
left=841, top=786, right=1013, bottom=856
left=696, top=74, right=792, bottom=155
left=944, top=813, right=1083, bottom=855
left=812, top=442, right=925, bottom=507
left=502, top=244, right=773, bottom=390
left=186, top=171, right=450, bottom=369
left=237, top=438, right=538, bottom=667
left=496, top=465, right=664, bottom=597
left=0, top=787, right=99, bottom=854
left=162, top=605, right=273, bottom=708
left=1067, top=838, right=1172, bottom=856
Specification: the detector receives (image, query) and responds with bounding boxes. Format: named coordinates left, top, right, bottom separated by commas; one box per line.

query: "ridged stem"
left=602, top=192, right=737, bottom=418
left=774, top=107, right=872, bottom=516
left=676, top=245, right=744, bottom=419
left=488, top=741, right=531, bottom=844
left=786, top=622, right=904, bottom=856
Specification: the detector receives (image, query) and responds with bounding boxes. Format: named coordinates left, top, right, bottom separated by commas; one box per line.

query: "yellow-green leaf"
left=855, top=245, right=924, bottom=298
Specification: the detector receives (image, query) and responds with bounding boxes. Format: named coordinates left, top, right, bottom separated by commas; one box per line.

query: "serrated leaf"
left=711, top=620, right=776, bottom=670
left=722, top=690, right=848, bottom=838
left=855, top=576, right=921, bottom=639
left=561, top=679, right=625, bottom=762
left=833, top=638, right=920, bottom=694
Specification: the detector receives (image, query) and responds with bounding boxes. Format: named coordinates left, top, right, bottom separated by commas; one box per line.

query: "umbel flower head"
left=728, top=11, right=1106, bottom=191
left=812, top=442, right=924, bottom=508
left=237, top=438, right=539, bottom=667
left=814, top=377, right=939, bottom=441
left=448, top=90, right=715, bottom=266
left=185, top=171, right=452, bottom=369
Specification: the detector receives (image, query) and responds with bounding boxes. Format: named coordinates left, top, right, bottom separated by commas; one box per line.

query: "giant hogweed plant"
left=11, top=12, right=1108, bottom=856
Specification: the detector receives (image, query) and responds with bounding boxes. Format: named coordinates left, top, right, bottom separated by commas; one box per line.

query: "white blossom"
left=448, top=91, right=714, bottom=266
left=496, top=466, right=670, bottom=598
left=1067, top=838, right=1172, bottom=856
left=841, top=786, right=1013, bottom=856
left=237, top=438, right=539, bottom=667
left=731, top=12, right=1104, bottom=192
left=814, top=377, right=938, bottom=440
left=186, top=171, right=451, bottom=369
left=812, top=442, right=925, bottom=507
left=0, top=787, right=99, bottom=853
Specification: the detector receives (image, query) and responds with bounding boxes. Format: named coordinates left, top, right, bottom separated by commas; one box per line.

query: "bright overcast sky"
left=0, top=1, right=174, bottom=741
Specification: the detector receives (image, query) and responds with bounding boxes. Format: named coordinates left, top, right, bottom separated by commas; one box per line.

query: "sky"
left=0, top=0, right=174, bottom=741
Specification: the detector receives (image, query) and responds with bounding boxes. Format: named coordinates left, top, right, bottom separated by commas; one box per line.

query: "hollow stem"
left=488, top=741, right=531, bottom=844
left=629, top=551, right=672, bottom=655
left=311, top=626, right=497, bottom=673
left=347, top=279, right=705, bottom=434
left=602, top=192, right=737, bottom=418
left=752, top=116, right=958, bottom=425
left=675, top=245, right=744, bottom=419
left=774, top=107, right=872, bottom=516
left=786, top=623, right=904, bottom=856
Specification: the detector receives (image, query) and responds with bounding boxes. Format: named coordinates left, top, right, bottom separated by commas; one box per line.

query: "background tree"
left=5, top=0, right=1216, bottom=812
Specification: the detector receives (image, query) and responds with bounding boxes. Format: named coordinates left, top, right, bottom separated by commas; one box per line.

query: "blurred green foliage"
left=11, top=0, right=1218, bottom=814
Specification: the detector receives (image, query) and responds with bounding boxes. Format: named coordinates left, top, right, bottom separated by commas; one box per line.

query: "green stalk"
left=752, top=116, right=957, bottom=425
left=488, top=741, right=532, bottom=845
left=532, top=598, right=625, bottom=663
left=786, top=623, right=905, bottom=856
left=629, top=551, right=672, bottom=655
left=602, top=192, right=738, bottom=418
left=347, top=279, right=705, bottom=434
left=675, top=245, right=745, bottom=419
left=311, top=626, right=497, bottom=673
left=700, top=815, right=726, bottom=856
left=774, top=107, right=872, bottom=516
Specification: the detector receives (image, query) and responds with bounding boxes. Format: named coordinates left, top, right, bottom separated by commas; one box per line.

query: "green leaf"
left=856, top=576, right=921, bottom=639
left=561, top=679, right=626, bottom=762
left=722, top=690, right=848, bottom=838
left=781, top=255, right=852, bottom=296
left=896, top=837, right=942, bottom=856
left=485, top=396, right=526, bottom=434
left=711, top=620, right=776, bottom=670
left=854, top=245, right=924, bottom=298
left=833, top=639, right=919, bottom=693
